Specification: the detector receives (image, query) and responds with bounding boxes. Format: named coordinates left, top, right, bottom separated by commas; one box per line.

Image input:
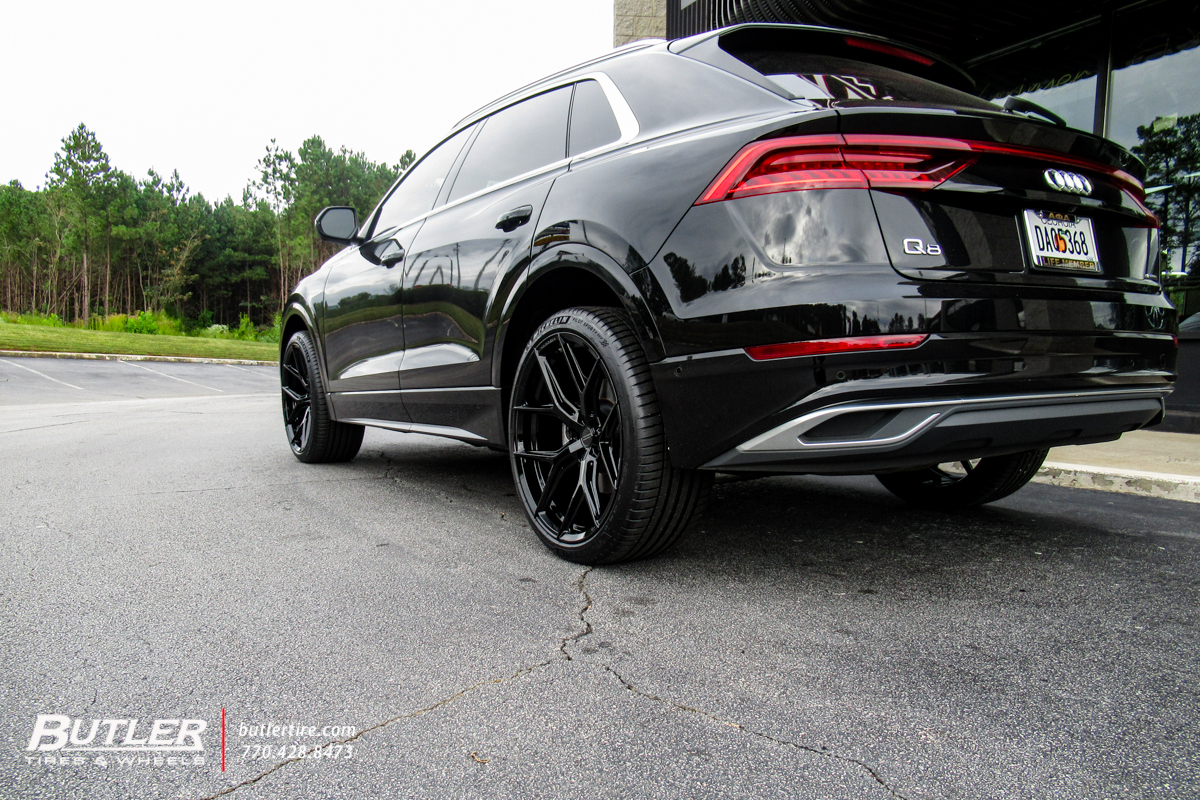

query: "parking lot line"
left=119, top=360, right=224, bottom=392
left=0, top=358, right=85, bottom=390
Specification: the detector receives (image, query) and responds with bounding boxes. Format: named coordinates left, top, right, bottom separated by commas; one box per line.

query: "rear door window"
left=447, top=86, right=572, bottom=203
left=569, top=79, right=622, bottom=157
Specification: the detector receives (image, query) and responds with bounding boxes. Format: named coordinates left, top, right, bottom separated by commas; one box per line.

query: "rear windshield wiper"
left=1003, top=96, right=1068, bottom=128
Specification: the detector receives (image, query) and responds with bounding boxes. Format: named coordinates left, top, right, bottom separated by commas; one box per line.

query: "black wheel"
left=281, top=330, right=363, bottom=463
left=875, top=449, right=1049, bottom=509
left=509, top=307, right=710, bottom=564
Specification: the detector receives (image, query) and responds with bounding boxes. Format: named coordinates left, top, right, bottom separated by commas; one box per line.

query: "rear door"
left=398, top=85, right=573, bottom=411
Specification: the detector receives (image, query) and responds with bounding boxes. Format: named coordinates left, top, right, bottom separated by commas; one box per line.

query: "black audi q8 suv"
left=280, top=24, right=1176, bottom=564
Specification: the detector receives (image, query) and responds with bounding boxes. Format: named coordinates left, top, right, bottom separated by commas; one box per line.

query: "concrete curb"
left=0, top=349, right=276, bottom=367
left=1035, top=462, right=1200, bottom=504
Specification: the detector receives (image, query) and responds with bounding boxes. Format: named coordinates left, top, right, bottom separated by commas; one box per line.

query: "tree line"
left=1136, top=111, right=1200, bottom=279
left=0, top=124, right=414, bottom=327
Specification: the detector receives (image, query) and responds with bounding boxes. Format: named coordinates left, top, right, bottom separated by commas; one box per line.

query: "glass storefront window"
left=1008, top=75, right=1097, bottom=134
left=1109, top=47, right=1200, bottom=151
left=1117, top=46, right=1200, bottom=279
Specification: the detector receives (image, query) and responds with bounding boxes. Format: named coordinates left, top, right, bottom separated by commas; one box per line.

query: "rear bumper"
left=702, top=387, right=1169, bottom=474
left=651, top=332, right=1177, bottom=471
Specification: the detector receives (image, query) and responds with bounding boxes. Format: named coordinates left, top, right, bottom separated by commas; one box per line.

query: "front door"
left=319, top=123, right=477, bottom=421
left=321, top=223, right=417, bottom=394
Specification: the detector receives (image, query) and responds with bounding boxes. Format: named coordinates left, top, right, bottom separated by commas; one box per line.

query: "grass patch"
left=0, top=324, right=278, bottom=361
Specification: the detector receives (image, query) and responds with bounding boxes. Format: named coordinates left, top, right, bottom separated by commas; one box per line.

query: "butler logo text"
left=25, top=714, right=207, bottom=767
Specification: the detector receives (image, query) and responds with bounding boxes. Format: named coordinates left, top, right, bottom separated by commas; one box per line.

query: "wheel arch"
left=281, top=299, right=339, bottom=419
left=494, top=245, right=665, bottom=401
left=281, top=302, right=313, bottom=351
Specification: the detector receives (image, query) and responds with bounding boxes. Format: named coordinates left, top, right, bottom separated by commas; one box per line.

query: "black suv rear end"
left=643, top=25, right=1175, bottom=479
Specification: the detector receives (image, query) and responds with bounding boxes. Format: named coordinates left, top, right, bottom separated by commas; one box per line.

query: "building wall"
left=614, top=0, right=666, bottom=46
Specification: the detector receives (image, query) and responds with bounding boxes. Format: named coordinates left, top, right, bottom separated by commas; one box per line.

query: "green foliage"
left=234, top=313, right=257, bottom=340
left=125, top=310, right=159, bottom=335
left=259, top=313, right=282, bottom=344
left=1135, top=112, right=1200, bottom=276
left=1, top=123, right=408, bottom=328
left=2, top=311, right=67, bottom=326
left=97, top=314, right=129, bottom=332
left=0, top=323, right=277, bottom=360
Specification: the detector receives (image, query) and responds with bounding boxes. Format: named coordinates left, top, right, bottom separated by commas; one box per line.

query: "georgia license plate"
left=1022, top=209, right=1100, bottom=272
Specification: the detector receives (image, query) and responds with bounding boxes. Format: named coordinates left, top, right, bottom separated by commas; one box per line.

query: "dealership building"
left=613, top=0, right=1200, bottom=430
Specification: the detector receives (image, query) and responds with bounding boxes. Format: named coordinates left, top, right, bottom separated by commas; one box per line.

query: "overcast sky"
left=1, top=0, right=614, bottom=201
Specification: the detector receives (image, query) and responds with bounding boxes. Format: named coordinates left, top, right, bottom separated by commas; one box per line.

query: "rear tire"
left=508, top=307, right=710, bottom=564
left=281, top=330, right=363, bottom=463
left=875, top=449, right=1048, bottom=509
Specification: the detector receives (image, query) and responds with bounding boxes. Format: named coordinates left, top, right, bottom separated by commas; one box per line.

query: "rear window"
left=732, top=52, right=997, bottom=111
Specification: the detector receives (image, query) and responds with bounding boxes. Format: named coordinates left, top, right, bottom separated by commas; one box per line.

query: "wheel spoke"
left=579, top=456, right=603, bottom=522
left=294, top=407, right=310, bottom=447
left=597, top=440, right=620, bottom=487
left=535, top=351, right=584, bottom=431
left=282, top=385, right=307, bottom=403
left=283, top=361, right=307, bottom=388
left=557, top=334, right=589, bottom=398
left=579, top=361, right=603, bottom=421
left=961, top=460, right=975, bottom=475
left=534, top=447, right=583, bottom=515
left=513, top=445, right=564, bottom=464
left=287, top=399, right=310, bottom=429
left=557, top=485, right=585, bottom=537
left=599, top=401, right=619, bottom=437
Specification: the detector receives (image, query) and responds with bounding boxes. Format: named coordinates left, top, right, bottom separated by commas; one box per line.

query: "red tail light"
left=745, top=334, right=929, bottom=361
left=696, top=135, right=975, bottom=204
left=696, top=134, right=1150, bottom=214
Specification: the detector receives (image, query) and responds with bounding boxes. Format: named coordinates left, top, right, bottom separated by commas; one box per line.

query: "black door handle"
left=496, top=205, right=533, bottom=232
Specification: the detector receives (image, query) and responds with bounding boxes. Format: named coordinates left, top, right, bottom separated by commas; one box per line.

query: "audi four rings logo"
left=1044, top=169, right=1093, bottom=195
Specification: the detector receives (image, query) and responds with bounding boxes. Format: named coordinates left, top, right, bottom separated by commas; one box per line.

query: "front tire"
left=875, top=449, right=1049, bottom=509
left=509, top=308, right=710, bottom=564
left=281, top=330, right=363, bottom=463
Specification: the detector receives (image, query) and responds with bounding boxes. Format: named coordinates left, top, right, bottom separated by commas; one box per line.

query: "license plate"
left=1022, top=209, right=1100, bottom=272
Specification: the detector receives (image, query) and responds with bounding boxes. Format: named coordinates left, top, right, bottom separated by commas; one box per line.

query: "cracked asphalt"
left=1, top=357, right=1198, bottom=799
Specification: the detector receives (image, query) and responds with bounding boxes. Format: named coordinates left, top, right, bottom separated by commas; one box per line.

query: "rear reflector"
left=745, top=334, right=929, bottom=361
left=696, top=133, right=1149, bottom=209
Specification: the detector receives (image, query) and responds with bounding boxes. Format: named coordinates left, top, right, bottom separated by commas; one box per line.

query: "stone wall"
left=614, top=0, right=666, bottom=46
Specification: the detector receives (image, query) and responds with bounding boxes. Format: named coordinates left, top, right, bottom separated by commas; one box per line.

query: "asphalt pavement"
left=1, top=357, right=1197, bottom=799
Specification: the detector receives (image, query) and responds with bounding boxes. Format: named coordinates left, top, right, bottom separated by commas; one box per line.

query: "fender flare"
left=491, top=243, right=665, bottom=388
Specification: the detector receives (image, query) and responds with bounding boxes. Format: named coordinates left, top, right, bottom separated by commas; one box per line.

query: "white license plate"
left=1022, top=209, right=1100, bottom=272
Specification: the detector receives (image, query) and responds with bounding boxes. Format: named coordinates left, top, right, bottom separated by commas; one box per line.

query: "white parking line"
left=119, top=360, right=223, bottom=392
left=225, top=363, right=274, bottom=376
left=0, top=358, right=85, bottom=390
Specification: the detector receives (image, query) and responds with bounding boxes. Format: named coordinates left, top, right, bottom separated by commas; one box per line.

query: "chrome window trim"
left=454, top=41, right=658, bottom=129
left=372, top=74, right=640, bottom=235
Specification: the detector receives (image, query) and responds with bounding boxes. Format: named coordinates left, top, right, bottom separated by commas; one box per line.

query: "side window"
left=569, top=79, right=622, bottom=157
left=372, top=125, right=473, bottom=235
left=447, top=87, right=572, bottom=203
